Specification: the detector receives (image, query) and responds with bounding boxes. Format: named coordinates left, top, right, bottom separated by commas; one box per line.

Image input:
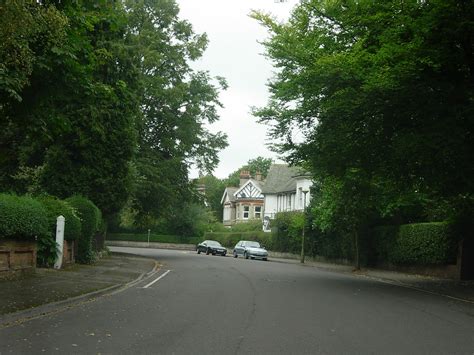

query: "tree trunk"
left=354, top=229, right=360, bottom=270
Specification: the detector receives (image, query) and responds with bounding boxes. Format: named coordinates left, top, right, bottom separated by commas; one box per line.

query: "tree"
left=121, top=0, right=228, bottom=225
left=198, top=174, right=227, bottom=221
left=0, top=1, right=138, bottom=218
left=253, top=0, right=473, bottom=229
left=225, top=156, right=273, bottom=187
left=0, top=0, right=229, bottom=229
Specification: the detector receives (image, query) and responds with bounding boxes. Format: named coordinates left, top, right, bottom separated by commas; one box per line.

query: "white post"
left=54, top=215, right=65, bottom=269
left=147, top=229, right=151, bottom=247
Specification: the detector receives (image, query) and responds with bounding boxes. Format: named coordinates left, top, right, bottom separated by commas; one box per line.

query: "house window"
left=255, top=206, right=261, bottom=219
left=288, top=195, right=291, bottom=210
left=298, top=188, right=303, bottom=208
left=243, top=206, right=250, bottom=219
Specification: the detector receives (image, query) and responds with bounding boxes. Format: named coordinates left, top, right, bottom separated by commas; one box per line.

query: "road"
left=0, top=247, right=473, bottom=354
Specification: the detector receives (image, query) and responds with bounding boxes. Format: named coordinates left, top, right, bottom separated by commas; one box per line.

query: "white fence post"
left=54, top=215, right=65, bottom=269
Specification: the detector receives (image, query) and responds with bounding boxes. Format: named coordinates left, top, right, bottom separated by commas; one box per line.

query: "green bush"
left=37, top=234, right=59, bottom=267
left=107, top=233, right=200, bottom=245
left=0, top=193, right=48, bottom=240
left=372, top=222, right=456, bottom=265
left=230, top=220, right=263, bottom=232
left=66, top=196, right=101, bottom=264
left=37, top=195, right=81, bottom=241
left=272, top=211, right=305, bottom=254
left=204, top=231, right=272, bottom=249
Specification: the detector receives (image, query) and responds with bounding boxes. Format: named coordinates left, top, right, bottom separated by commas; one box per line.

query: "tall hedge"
left=66, top=195, right=101, bottom=264
left=372, top=222, right=456, bottom=265
left=0, top=193, right=48, bottom=240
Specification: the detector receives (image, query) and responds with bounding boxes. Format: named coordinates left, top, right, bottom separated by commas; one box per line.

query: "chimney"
left=255, top=171, right=262, bottom=181
left=239, top=170, right=250, bottom=187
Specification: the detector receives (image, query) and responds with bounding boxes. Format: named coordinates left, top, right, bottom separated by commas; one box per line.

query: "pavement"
left=0, top=249, right=473, bottom=327
left=0, top=253, right=157, bottom=327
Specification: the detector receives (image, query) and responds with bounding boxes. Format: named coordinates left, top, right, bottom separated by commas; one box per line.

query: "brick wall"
left=0, top=239, right=37, bottom=279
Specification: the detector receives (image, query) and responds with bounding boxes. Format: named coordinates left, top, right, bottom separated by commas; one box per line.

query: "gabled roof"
left=220, top=187, right=238, bottom=204
left=261, top=164, right=310, bottom=194
left=233, top=179, right=264, bottom=199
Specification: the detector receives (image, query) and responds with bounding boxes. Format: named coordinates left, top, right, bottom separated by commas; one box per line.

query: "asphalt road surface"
left=0, top=247, right=473, bottom=354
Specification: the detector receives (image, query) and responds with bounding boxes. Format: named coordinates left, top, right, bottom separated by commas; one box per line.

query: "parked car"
left=196, top=240, right=227, bottom=256
left=233, top=240, right=268, bottom=261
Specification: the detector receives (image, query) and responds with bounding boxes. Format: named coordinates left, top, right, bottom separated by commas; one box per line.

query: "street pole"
left=147, top=229, right=151, bottom=247
left=300, top=190, right=309, bottom=264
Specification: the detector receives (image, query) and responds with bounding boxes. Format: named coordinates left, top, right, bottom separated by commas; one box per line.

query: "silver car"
left=233, top=240, right=268, bottom=261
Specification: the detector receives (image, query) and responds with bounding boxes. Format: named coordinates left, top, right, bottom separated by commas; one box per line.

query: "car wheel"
left=206, top=248, right=210, bottom=255
left=245, top=252, right=249, bottom=259
left=197, top=249, right=201, bottom=254
left=212, top=251, right=216, bottom=255
left=233, top=251, right=238, bottom=258
left=222, top=253, right=226, bottom=257
left=263, top=258, right=267, bottom=261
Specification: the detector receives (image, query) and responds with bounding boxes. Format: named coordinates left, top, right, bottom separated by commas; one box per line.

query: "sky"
left=176, top=0, right=300, bottom=179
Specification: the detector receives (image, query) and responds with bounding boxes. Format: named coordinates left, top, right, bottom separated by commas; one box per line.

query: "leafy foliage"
left=0, top=1, right=229, bottom=234
left=0, top=193, right=48, bottom=240
left=253, top=0, right=473, bottom=265
left=372, top=222, right=457, bottom=265
left=225, top=157, right=273, bottom=187
left=66, top=195, right=101, bottom=264
left=125, top=0, right=228, bottom=225
left=273, top=211, right=305, bottom=254
left=37, top=195, right=81, bottom=242
left=36, top=234, right=59, bottom=268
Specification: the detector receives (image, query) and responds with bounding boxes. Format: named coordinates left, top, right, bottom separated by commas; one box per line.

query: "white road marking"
left=143, top=270, right=171, bottom=289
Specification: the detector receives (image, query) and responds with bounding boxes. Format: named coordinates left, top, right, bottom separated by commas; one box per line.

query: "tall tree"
left=253, top=0, right=473, bottom=223
left=123, top=0, right=228, bottom=224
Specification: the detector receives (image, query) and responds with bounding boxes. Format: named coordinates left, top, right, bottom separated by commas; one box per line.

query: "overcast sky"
left=176, top=0, right=299, bottom=179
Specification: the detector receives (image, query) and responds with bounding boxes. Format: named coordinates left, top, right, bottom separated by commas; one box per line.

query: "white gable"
left=234, top=180, right=263, bottom=199
left=220, top=190, right=229, bottom=204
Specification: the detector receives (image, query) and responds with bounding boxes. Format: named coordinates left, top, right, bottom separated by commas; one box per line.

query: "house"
left=261, top=164, right=312, bottom=232
left=220, top=171, right=264, bottom=226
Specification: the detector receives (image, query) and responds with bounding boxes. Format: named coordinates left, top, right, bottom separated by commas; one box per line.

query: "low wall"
left=106, top=240, right=196, bottom=251
left=0, top=239, right=37, bottom=279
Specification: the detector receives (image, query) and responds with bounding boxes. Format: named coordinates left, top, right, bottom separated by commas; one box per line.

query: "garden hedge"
left=66, top=195, right=101, bottom=264
left=107, top=233, right=200, bottom=245
left=0, top=193, right=48, bottom=240
left=204, top=231, right=272, bottom=249
left=372, top=222, right=456, bottom=265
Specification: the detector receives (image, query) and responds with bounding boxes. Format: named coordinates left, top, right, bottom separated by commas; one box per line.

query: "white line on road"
left=143, top=270, right=171, bottom=289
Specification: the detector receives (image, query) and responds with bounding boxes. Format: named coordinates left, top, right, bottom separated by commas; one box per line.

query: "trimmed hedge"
left=107, top=233, right=200, bottom=245
left=66, top=196, right=101, bottom=264
left=229, top=220, right=263, bottom=232
left=372, top=222, right=456, bottom=265
left=0, top=193, right=48, bottom=240
left=204, top=231, right=272, bottom=249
